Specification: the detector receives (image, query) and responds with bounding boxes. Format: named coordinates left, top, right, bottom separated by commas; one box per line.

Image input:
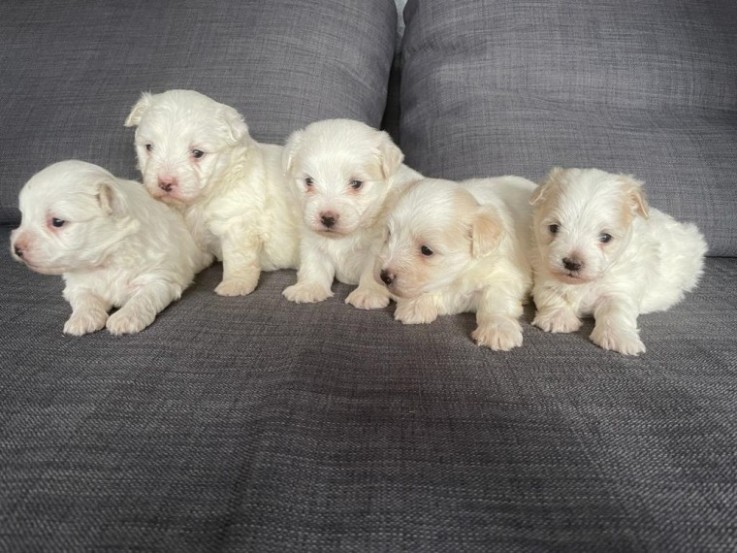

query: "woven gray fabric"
left=400, top=0, right=737, bottom=256
left=0, top=0, right=397, bottom=224
left=1, top=226, right=736, bottom=551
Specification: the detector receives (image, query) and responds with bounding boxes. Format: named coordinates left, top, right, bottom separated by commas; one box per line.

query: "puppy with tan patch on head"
left=125, top=89, right=301, bottom=296
left=377, top=176, right=536, bottom=351
left=10, top=160, right=212, bottom=336
left=281, top=119, right=421, bottom=308
left=530, top=167, right=707, bottom=355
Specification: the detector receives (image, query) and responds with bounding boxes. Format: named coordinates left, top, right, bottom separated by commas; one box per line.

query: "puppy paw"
left=215, top=277, right=258, bottom=297
left=64, top=309, right=108, bottom=336
left=589, top=325, right=646, bottom=356
left=106, top=308, right=155, bottom=336
left=394, top=298, right=438, bottom=324
left=283, top=282, right=333, bottom=304
left=533, top=308, right=581, bottom=333
left=472, top=318, right=523, bottom=351
left=346, top=287, right=390, bottom=310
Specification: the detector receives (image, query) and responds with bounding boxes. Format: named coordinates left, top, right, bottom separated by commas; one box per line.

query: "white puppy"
left=10, top=160, right=212, bottom=336
left=377, top=176, right=536, bottom=351
left=281, top=118, right=421, bottom=308
left=530, top=167, right=707, bottom=355
left=124, top=89, right=301, bottom=296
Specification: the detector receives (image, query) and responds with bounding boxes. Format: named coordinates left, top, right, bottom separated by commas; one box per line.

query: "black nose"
left=563, top=257, right=583, bottom=272
left=159, top=181, right=173, bottom=192
left=321, top=215, right=336, bottom=228
left=380, top=269, right=394, bottom=286
left=14, top=245, right=23, bottom=258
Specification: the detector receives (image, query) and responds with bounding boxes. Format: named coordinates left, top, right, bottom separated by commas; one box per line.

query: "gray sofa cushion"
left=400, top=0, right=737, bottom=255
left=2, top=229, right=736, bottom=551
left=0, top=0, right=397, bottom=224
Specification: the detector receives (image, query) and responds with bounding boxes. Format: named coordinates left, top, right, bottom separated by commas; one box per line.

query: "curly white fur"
left=377, top=176, right=536, bottom=351
left=10, top=160, right=212, bottom=335
left=125, top=89, right=301, bottom=296
left=530, top=167, right=708, bottom=355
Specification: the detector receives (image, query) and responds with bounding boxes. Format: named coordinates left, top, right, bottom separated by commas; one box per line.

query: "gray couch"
left=2, top=1, right=736, bottom=550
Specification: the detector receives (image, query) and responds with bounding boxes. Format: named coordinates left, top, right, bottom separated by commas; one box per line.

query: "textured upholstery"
left=401, top=0, right=737, bottom=255
left=0, top=0, right=396, bottom=224
left=2, top=230, right=736, bottom=551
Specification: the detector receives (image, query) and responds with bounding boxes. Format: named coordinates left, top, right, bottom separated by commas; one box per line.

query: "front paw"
left=64, top=309, right=108, bottom=336
left=533, top=307, right=582, bottom=333
left=472, top=317, right=523, bottom=351
left=394, top=298, right=438, bottom=324
left=346, top=287, right=390, bottom=310
left=106, top=307, right=155, bottom=336
left=283, top=282, right=333, bottom=304
left=215, top=276, right=258, bottom=297
left=589, top=324, right=646, bottom=356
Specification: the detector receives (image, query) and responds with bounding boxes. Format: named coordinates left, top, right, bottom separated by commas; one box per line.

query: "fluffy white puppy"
left=530, top=167, right=707, bottom=355
left=10, top=160, right=212, bottom=336
left=281, top=118, right=421, bottom=308
left=377, top=176, right=536, bottom=351
left=124, top=89, right=300, bottom=296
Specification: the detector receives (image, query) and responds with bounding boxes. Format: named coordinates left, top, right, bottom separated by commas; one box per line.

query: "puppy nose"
left=158, top=176, right=177, bottom=192
left=562, top=257, right=583, bottom=272
left=13, top=244, right=24, bottom=258
left=380, top=269, right=394, bottom=286
left=320, top=212, right=338, bottom=229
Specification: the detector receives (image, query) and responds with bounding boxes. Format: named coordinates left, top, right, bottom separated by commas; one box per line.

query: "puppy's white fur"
left=377, top=176, right=536, bottom=351
left=125, top=89, right=300, bottom=296
left=10, top=160, right=212, bottom=335
left=281, top=118, right=421, bottom=307
left=530, top=167, right=707, bottom=355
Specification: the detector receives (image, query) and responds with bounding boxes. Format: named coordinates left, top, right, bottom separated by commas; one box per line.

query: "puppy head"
left=530, top=167, right=649, bottom=284
left=124, top=89, right=250, bottom=205
left=377, top=179, right=505, bottom=298
left=282, top=118, right=404, bottom=237
left=10, top=160, right=138, bottom=275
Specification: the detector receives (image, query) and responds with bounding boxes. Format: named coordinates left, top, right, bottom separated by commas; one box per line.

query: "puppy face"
left=10, top=161, right=135, bottom=275
left=531, top=167, right=649, bottom=284
left=377, top=180, right=504, bottom=298
left=283, top=119, right=404, bottom=237
left=125, top=89, right=249, bottom=205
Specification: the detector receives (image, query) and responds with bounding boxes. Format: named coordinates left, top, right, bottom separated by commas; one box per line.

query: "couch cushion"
left=0, top=0, right=397, bottom=224
left=400, top=0, right=737, bottom=255
left=1, top=225, right=736, bottom=551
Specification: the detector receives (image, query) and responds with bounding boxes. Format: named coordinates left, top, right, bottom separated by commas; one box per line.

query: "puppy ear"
left=219, top=105, right=250, bottom=144
left=376, top=131, right=404, bottom=179
left=620, top=175, right=649, bottom=219
left=471, top=206, right=504, bottom=258
left=124, top=92, right=153, bottom=128
left=530, top=167, right=565, bottom=205
left=282, top=129, right=304, bottom=174
left=97, top=181, right=126, bottom=217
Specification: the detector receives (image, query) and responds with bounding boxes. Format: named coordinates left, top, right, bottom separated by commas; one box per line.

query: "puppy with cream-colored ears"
left=10, top=160, right=213, bottom=336
left=125, top=89, right=301, bottom=296
left=281, top=118, right=422, bottom=308
left=377, top=176, right=536, bottom=351
left=530, top=167, right=707, bottom=355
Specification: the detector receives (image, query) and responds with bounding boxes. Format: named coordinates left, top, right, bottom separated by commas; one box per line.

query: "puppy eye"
left=192, top=149, right=205, bottom=159
left=304, top=177, right=314, bottom=188
left=420, top=245, right=433, bottom=257
left=600, top=232, right=613, bottom=243
left=145, top=144, right=153, bottom=153
left=548, top=224, right=560, bottom=234
left=51, top=218, right=66, bottom=228
left=350, top=179, right=363, bottom=190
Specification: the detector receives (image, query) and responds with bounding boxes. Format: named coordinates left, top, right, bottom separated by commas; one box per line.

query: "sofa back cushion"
left=0, top=0, right=397, bottom=225
left=400, top=0, right=737, bottom=255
